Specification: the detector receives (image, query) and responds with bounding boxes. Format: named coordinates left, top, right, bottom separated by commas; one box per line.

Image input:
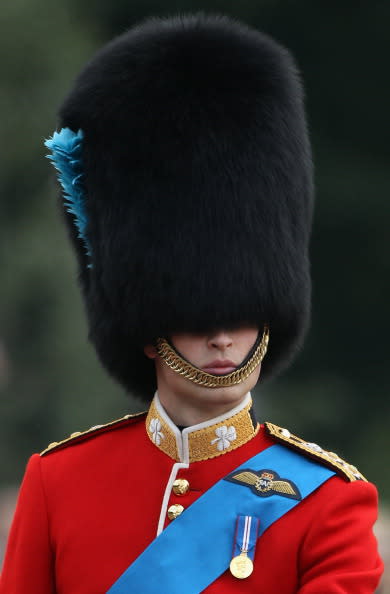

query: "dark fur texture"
left=57, top=14, right=314, bottom=399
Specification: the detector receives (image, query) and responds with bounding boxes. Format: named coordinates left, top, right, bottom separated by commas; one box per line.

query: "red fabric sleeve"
left=0, top=454, right=55, bottom=594
left=298, top=479, right=384, bottom=594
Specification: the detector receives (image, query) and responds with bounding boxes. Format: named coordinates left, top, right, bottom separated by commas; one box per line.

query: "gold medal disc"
left=229, top=553, right=254, bottom=579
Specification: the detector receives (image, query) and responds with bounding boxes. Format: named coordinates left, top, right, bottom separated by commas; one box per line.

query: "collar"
left=145, top=392, right=259, bottom=463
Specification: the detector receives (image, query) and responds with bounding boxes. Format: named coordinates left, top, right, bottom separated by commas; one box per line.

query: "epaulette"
left=40, top=411, right=147, bottom=456
left=265, top=422, right=367, bottom=482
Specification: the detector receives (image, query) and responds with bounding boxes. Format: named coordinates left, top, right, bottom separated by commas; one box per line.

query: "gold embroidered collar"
left=145, top=393, right=258, bottom=463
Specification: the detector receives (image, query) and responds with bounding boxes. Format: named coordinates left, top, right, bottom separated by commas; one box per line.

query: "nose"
left=207, top=331, right=233, bottom=351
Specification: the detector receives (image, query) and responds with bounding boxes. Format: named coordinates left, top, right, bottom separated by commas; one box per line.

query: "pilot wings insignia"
left=225, top=468, right=301, bottom=500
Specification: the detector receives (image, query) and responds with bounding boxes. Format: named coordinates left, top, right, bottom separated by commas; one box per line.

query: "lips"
left=202, top=359, right=237, bottom=375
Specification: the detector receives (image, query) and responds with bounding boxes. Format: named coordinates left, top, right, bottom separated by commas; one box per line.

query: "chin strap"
left=156, top=326, right=269, bottom=388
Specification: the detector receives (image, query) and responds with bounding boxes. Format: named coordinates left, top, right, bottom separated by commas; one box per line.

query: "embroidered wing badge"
left=225, top=468, right=301, bottom=501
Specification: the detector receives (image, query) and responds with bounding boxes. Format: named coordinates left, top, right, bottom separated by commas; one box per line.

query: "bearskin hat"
left=53, top=14, right=313, bottom=400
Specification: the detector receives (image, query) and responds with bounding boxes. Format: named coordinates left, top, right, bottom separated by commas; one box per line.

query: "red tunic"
left=0, top=396, right=383, bottom=593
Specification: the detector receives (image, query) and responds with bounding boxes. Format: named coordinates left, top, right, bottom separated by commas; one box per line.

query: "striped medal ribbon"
left=229, top=515, right=260, bottom=579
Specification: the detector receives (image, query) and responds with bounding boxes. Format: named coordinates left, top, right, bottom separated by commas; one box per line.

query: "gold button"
left=70, top=431, right=82, bottom=438
left=172, top=479, right=189, bottom=496
left=167, top=504, right=184, bottom=520
left=47, top=442, right=59, bottom=449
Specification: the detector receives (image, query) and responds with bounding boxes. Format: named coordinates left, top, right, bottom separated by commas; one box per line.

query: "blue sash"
left=107, top=444, right=335, bottom=594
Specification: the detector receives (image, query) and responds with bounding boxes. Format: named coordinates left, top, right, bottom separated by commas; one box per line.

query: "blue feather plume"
left=45, top=128, right=92, bottom=266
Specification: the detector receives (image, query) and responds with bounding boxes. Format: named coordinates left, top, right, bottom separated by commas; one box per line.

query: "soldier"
left=0, top=14, right=383, bottom=594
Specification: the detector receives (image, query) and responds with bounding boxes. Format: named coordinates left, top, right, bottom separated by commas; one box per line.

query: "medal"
left=229, top=515, right=260, bottom=579
left=229, top=552, right=254, bottom=579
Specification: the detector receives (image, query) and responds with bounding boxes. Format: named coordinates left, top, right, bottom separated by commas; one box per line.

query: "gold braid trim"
left=40, top=411, right=147, bottom=456
left=156, top=326, right=269, bottom=388
left=265, top=422, right=367, bottom=482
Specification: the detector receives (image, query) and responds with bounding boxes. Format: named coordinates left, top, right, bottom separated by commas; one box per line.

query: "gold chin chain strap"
left=156, top=326, right=269, bottom=388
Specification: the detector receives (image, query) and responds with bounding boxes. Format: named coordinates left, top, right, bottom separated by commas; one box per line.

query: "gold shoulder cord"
left=156, top=326, right=269, bottom=388
left=40, top=411, right=146, bottom=456
left=265, top=422, right=367, bottom=482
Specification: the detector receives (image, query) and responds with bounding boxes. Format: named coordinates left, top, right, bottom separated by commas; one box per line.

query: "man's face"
left=168, top=326, right=259, bottom=373
left=144, top=326, right=261, bottom=415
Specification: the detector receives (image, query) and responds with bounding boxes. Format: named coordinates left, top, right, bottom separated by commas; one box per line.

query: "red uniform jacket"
left=0, top=394, right=383, bottom=593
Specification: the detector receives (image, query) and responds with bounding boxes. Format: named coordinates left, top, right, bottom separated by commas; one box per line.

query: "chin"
left=156, top=359, right=261, bottom=412
left=178, top=369, right=260, bottom=405
left=211, top=382, right=256, bottom=404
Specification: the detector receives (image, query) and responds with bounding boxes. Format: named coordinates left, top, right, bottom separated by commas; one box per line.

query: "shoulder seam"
left=40, top=411, right=147, bottom=456
left=264, top=422, right=367, bottom=482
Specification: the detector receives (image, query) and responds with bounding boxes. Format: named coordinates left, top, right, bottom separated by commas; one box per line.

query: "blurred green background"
left=1, top=0, right=389, bottom=508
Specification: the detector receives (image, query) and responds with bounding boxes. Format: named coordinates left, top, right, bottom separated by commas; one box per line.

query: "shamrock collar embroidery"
left=145, top=393, right=259, bottom=463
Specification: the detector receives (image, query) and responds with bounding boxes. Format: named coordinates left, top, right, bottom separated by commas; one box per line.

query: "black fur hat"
left=56, top=14, right=313, bottom=399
